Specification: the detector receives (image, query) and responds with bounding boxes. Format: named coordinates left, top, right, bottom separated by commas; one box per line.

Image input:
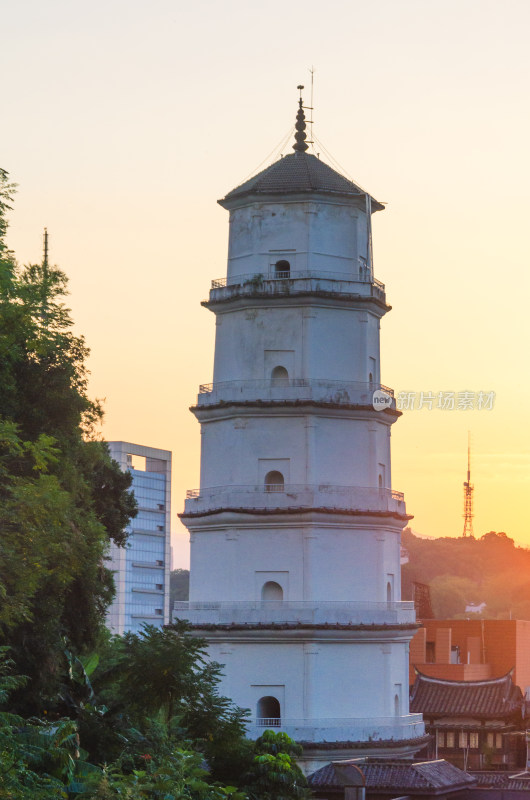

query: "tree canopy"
left=0, top=168, right=137, bottom=711
left=0, top=170, right=312, bottom=799
left=402, top=528, right=530, bottom=619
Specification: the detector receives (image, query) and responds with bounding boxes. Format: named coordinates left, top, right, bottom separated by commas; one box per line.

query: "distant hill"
left=401, top=529, right=530, bottom=620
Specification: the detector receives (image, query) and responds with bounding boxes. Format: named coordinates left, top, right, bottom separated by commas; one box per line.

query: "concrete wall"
left=226, top=200, right=367, bottom=279
left=212, top=306, right=382, bottom=386
left=198, top=414, right=391, bottom=489
left=208, top=637, right=411, bottom=721
left=189, top=525, right=402, bottom=603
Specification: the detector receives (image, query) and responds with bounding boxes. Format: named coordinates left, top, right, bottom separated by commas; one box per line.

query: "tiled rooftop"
left=220, top=151, right=384, bottom=209
left=308, top=758, right=476, bottom=792
left=410, top=670, right=523, bottom=718
left=471, top=771, right=530, bottom=788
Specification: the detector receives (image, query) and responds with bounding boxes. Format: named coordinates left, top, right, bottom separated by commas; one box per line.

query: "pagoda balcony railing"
left=183, top=484, right=405, bottom=515
left=173, top=599, right=416, bottom=626
left=207, top=270, right=386, bottom=303
left=195, top=378, right=394, bottom=408
left=244, top=715, right=425, bottom=743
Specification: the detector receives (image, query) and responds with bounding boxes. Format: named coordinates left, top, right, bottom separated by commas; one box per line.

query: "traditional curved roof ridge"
left=219, top=151, right=384, bottom=210
left=410, top=668, right=523, bottom=718
left=307, top=758, right=476, bottom=792
left=413, top=667, right=515, bottom=687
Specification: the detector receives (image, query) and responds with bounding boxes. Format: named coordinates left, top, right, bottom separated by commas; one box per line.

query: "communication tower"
left=462, top=434, right=474, bottom=537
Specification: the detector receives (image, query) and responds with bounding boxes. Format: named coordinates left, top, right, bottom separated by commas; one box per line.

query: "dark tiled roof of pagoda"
left=219, top=152, right=384, bottom=210
left=307, top=759, right=476, bottom=792
left=410, top=670, right=523, bottom=718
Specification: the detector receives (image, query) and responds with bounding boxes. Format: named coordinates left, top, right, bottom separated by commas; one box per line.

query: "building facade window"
left=274, top=259, right=290, bottom=277
left=469, top=732, right=479, bottom=748
left=264, top=470, right=284, bottom=492
left=271, top=365, right=289, bottom=385
left=257, top=696, right=281, bottom=725
left=459, top=731, right=468, bottom=749
left=486, top=732, right=503, bottom=749
left=446, top=731, right=455, bottom=748
left=262, top=581, right=283, bottom=602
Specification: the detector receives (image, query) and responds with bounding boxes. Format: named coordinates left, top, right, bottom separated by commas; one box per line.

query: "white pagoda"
left=178, top=94, right=426, bottom=773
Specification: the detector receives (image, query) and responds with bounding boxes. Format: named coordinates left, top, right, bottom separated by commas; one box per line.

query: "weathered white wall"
left=198, top=414, right=391, bottom=489
left=188, top=525, right=401, bottom=603
left=226, top=200, right=366, bottom=279
left=212, top=306, right=381, bottom=385
left=208, top=638, right=411, bottom=720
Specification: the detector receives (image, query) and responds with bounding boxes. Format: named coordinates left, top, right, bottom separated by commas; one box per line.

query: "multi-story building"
left=409, top=619, right=530, bottom=695
left=176, top=93, right=427, bottom=773
left=106, top=441, right=171, bottom=635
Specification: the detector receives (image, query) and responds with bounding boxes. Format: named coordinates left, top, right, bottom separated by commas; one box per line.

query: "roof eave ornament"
left=293, top=85, right=309, bottom=153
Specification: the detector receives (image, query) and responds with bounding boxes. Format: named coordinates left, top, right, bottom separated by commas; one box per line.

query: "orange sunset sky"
left=3, top=0, right=529, bottom=566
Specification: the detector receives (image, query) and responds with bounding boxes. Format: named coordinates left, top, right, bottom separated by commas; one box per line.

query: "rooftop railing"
left=207, top=270, right=386, bottom=302
left=173, top=600, right=416, bottom=626
left=195, top=378, right=394, bottom=407
left=211, top=270, right=384, bottom=290
left=183, top=484, right=405, bottom=515
left=244, top=715, right=425, bottom=743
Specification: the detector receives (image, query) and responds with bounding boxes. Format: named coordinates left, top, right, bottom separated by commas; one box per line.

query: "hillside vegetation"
left=402, top=529, right=530, bottom=620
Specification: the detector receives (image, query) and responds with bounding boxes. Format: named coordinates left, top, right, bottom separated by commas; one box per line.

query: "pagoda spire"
left=292, top=85, right=309, bottom=152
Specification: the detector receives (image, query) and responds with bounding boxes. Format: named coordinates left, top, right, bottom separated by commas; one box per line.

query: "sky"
left=3, top=0, right=529, bottom=567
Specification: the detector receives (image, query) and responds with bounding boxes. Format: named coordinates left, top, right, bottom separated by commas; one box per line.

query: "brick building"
left=409, top=620, right=530, bottom=695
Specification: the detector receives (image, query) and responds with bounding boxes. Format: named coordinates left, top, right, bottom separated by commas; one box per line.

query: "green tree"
left=0, top=647, right=81, bottom=799
left=429, top=574, right=479, bottom=618
left=0, top=169, right=136, bottom=712
left=0, top=645, right=247, bottom=800
left=241, top=731, right=311, bottom=800
left=78, top=625, right=248, bottom=767
left=170, top=569, right=190, bottom=620
left=83, top=749, right=245, bottom=800
left=402, top=528, right=530, bottom=619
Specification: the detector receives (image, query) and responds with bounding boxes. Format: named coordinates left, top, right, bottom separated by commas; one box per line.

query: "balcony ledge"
left=203, top=271, right=389, bottom=310
left=181, top=484, right=408, bottom=520
left=193, top=379, right=396, bottom=412
left=242, top=715, right=425, bottom=744
left=173, top=600, right=416, bottom=627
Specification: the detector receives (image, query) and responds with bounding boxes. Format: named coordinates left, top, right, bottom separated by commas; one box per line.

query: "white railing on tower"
left=173, top=599, right=416, bottom=626
left=207, top=270, right=386, bottom=301
left=211, top=269, right=384, bottom=290
left=195, top=378, right=394, bottom=407
left=244, top=715, right=425, bottom=743
left=183, top=484, right=405, bottom=515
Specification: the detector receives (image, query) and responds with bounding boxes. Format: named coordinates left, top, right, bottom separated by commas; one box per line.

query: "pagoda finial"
left=293, top=85, right=309, bottom=152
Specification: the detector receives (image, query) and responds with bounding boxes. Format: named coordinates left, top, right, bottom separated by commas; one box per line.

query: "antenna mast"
left=41, top=228, right=49, bottom=327
left=309, top=65, right=315, bottom=150
left=43, top=227, right=49, bottom=269
left=462, top=432, right=474, bottom=537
